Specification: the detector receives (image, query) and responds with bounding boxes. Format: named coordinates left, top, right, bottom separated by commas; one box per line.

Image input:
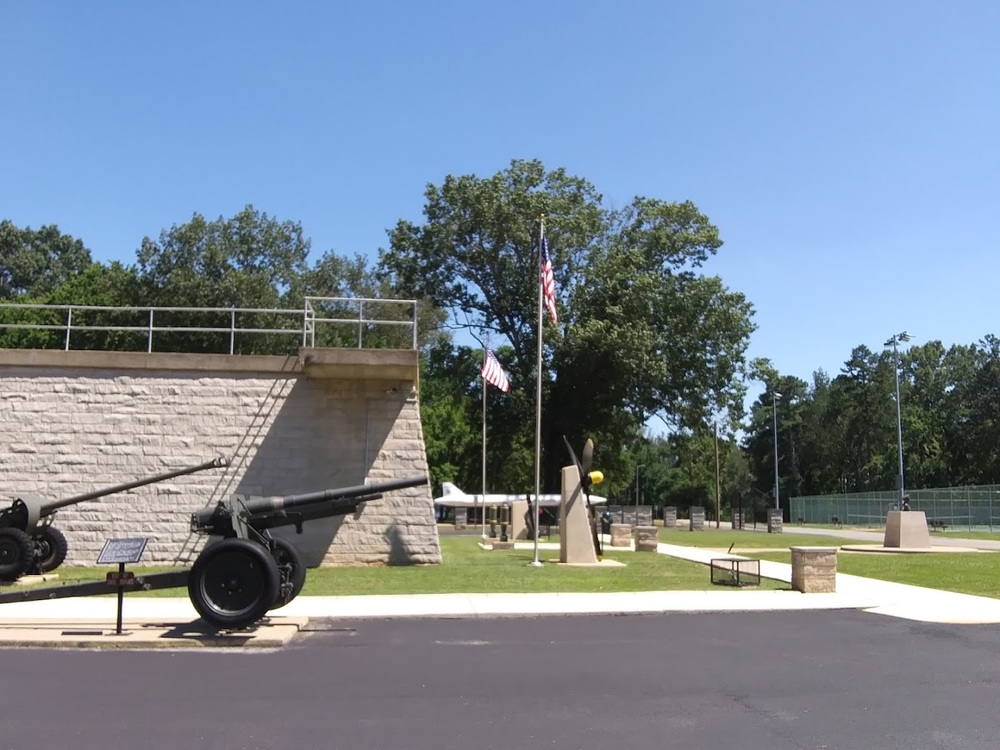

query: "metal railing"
left=0, top=297, right=418, bottom=354
left=303, top=296, right=418, bottom=350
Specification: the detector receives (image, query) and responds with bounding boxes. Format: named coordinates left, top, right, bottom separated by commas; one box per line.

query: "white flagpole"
left=531, top=217, right=545, bottom=567
left=481, top=335, right=487, bottom=541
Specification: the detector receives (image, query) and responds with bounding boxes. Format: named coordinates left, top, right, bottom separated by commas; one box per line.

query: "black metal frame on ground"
left=710, top=557, right=761, bottom=587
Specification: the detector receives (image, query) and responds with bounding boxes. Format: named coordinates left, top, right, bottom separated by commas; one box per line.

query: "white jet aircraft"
left=433, top=482, right=608, bottom=512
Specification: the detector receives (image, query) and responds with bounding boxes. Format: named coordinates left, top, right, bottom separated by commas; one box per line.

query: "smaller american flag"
left=481, top=348, right=510, bottom=393
left=541, top=237, right=557, bottom=324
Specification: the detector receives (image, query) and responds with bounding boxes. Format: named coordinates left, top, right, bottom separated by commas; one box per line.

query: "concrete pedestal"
left=689, top=506, right=705, bottom=531
left=790, top=547, right=837, bottom=593
left=511, top=500, right=528, bottom=540
left=634, top=526, right=658, bottom=552
left=610, top=524, right=632, bottom=547
left=662, top=506, right=677, bottom=528
left=767, top=509, right=783, bottom=534
left=455, top=507, right=467, bottom=530
left=884, top=510, right=931, bottom=548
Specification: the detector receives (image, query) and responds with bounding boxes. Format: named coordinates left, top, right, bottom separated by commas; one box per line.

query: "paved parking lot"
left=1, top=610, right=998, bottom=750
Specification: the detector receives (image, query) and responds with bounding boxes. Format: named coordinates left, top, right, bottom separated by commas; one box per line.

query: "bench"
left=831, top=516, right=843, bottom=529
left=928, top=519, right=948, bottom=531
left=796, top=517, right=805, bottom=525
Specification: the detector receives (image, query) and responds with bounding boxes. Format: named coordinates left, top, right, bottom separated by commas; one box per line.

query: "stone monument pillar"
left=689, top=506, right=705, bottom=531
left=559, top=464, right=598, bottom=564
left=883, top=510, right=931, bottom=548
left=767, top=509, right=783, bottom=534
left=511, top=499, right=529, bottom=540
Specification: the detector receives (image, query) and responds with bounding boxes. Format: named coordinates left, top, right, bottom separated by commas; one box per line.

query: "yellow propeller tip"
left=588, top=470, right=604, bottom=485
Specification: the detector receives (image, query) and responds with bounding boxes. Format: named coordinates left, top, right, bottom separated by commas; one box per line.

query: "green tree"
left=302, top=251, right=446, bottom=350
left=379, top=159, right=755, bottom=489
left=136, top=206, right=310, bottom=353
left=0, top=221, right=93, bottom=300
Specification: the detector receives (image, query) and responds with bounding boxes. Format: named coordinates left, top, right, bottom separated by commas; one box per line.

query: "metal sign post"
left=97, top=537, right=148, bottom=635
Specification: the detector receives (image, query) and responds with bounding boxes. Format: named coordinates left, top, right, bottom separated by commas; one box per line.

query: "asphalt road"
left=2, top=611, right=999, bottom=750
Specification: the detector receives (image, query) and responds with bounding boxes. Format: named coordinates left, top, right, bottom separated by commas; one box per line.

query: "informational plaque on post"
left=97, top=537, right=148, bottom=565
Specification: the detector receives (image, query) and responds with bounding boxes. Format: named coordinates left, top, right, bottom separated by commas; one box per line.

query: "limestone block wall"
left=0, top=353, right=441, bottom=567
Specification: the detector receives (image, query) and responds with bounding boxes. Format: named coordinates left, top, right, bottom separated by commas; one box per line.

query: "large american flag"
left=541, top=237, right=557, bottom=324
left=481, top=348, right=510, bottom=393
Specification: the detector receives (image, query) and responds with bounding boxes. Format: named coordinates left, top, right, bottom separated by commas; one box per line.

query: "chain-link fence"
left=790, top=486, right=1000, bottom=530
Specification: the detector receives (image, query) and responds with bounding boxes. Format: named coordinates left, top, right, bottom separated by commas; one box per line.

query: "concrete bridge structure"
left=0, top=347, right=441, bottom=567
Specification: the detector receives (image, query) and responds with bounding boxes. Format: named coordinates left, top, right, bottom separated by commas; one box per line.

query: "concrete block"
left=790, top=546, right=837, bottom=593
left=610, top=524, right=632, bottom=547
left=634, top=525, right=658, bottom=552
left=883, top=510, right=931, bottom=548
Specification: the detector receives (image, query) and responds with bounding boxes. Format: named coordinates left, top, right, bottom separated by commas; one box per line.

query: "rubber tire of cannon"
left=188, top=538, right=281, bottom=630
left=33, top=526, right=69, bottom=573
left=0, top=527, right=35, bottom=582
left=269, top=537, right=307, bottom=610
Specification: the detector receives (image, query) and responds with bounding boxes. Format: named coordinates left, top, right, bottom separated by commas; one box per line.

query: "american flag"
left=481, top=348, right=510, bottom=393
left=541, top=237, right=557, bottom=324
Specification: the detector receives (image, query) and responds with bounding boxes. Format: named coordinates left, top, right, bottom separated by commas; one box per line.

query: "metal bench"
left=831, top=516, right=843, bottom=529
left=928, top=519, right=948, bottom=531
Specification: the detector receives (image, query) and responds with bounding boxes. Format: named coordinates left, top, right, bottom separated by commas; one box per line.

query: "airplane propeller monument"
left=559, top=436, right=607, bottom=564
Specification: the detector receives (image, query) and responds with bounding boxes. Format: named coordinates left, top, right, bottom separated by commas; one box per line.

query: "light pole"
left=884, top=331, right=912, bottom=503
left=771, top=391, right=782, bottom=511
left=635, top=463, right=645, bottom=525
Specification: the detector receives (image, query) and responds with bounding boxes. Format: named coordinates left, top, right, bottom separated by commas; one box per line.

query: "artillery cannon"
left=0, top=456, right=230, bottom=581
left=185, top=475, right=428, bottom=629
left=0, top=474, right=428, bottom=632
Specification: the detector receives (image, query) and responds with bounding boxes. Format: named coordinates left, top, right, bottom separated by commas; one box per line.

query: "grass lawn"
left=5, top=536, right=787, bottom=598
left=658, top=529, right=861, bottom=550
left=756, top=549, right=1000, bottom=599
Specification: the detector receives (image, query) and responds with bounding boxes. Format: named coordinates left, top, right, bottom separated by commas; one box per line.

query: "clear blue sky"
left=3, top=1, right=998, bottom=397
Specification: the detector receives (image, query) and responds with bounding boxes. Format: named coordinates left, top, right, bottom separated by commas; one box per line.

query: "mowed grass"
left=16, top=532, right=998, bottom=600
left=295, top=537, right=787, bottom=595
left=756, top=549, right=1000, bottom=599
left=657, top=528, right=862, bottom=549
left=5, top=536, right=786, bottom=598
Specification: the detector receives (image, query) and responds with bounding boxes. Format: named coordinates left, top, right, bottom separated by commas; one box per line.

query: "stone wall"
left=607, top=505, right=653, bottom=526
left=0, top=350, right=441, bottom=567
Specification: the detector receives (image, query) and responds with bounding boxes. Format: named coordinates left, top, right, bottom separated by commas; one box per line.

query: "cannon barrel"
left=190, top=474, right=427, bottom=532
left=41, top=455, right=231, bottom=515
left=240, top=475, right=427, bottom=516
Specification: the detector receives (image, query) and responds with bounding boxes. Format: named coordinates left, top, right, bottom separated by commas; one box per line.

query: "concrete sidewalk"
left=652, top=540, right=1000, bottom=625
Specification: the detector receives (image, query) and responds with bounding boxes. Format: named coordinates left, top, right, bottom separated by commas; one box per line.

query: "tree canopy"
left=379, top=159, right=756, bottom=492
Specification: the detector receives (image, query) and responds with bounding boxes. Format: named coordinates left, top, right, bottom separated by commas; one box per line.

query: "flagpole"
left=531, top=217, right=545, bottom=567
left=481, top=335, right=487, bottom=542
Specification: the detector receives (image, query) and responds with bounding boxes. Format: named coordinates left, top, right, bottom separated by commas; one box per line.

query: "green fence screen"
left=789, top=486, right=1000, bottom=530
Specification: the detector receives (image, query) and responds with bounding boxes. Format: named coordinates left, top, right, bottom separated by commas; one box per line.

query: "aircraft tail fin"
left=441, top=482, right=467, bottom=497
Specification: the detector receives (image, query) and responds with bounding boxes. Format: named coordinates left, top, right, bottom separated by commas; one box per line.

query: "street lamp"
left=771, top=391, right=782, bottom=511
left=884, top=331, right=913, bottom=503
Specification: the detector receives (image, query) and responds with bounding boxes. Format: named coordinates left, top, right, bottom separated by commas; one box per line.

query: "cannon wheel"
left=33, top=526, right=69, bottom=573
left=269, top=537, right=306, bottom=610
left=0, top=528, right=34, bottom=582
left=188, top=538, right=280, bottom=630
